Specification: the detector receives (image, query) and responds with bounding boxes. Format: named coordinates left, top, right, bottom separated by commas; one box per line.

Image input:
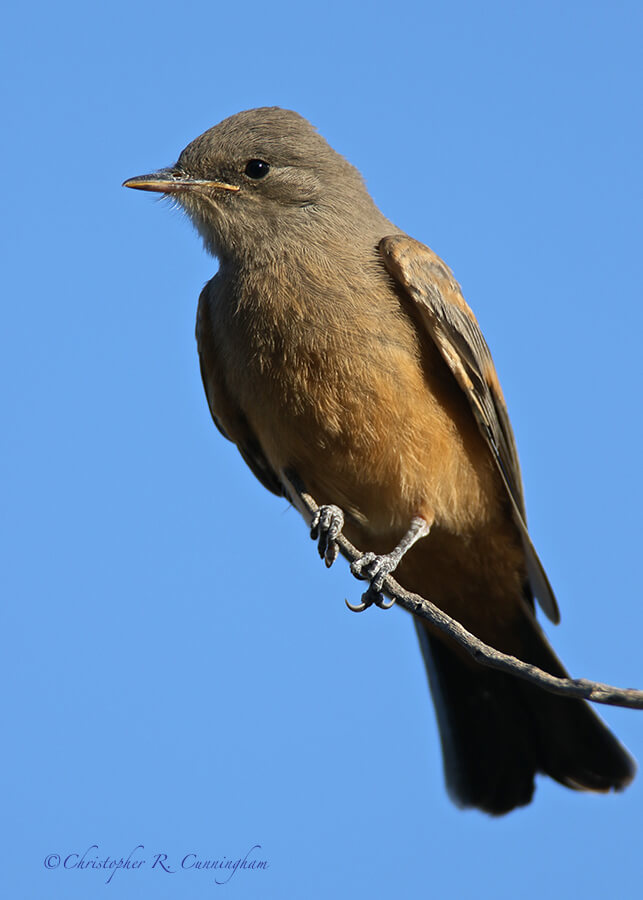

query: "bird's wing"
left=196, top=286, right=285, bottom=499
left=380, top=234, right=559, bottom=624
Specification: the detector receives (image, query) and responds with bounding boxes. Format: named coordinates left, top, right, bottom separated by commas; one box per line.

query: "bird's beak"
left=122, top=168, right=240, bottom=194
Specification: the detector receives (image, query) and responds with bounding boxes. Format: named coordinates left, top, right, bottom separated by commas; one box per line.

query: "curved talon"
left=377, top=595, right=396, bottom=610
left=345, top=597, right=369, bottom=613
left=345, top=585, right=396, bottom=613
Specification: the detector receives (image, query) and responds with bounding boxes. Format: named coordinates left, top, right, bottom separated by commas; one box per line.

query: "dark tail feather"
left=415, top=618, right=636, bottom=815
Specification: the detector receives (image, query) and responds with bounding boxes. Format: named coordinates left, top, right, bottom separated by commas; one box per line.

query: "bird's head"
left=123, top=107, right=384, bottom=263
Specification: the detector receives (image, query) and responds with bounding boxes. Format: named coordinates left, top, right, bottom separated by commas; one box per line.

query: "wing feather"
left=196, top=283, right=285, bottom=499
left=380, top=234, right=559, bottom=623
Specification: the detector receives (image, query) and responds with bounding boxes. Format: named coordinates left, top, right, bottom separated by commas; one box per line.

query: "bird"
left=124, top=107, right=635, bottom=814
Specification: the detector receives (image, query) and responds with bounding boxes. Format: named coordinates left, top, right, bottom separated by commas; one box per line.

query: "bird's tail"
left=415, top=616, right=636, bottom=815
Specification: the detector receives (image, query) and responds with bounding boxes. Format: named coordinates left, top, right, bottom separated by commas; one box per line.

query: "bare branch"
left=297, top=490, right=643, bottom=711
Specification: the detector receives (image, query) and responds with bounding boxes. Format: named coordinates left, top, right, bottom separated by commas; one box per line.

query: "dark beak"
left=122, top=168, right=239, bottom=194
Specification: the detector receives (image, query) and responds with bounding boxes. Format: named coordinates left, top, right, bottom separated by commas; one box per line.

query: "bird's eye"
left=244, top=159, right=270, bottom=179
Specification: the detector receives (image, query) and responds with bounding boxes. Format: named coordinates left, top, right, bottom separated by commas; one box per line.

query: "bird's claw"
left=346, top=550, right=400, bottom=612
left=310, top=504, right=345, bottom=567
left=350, top=550, right=401, bottom=593
left=345, top=585, right=396, bottom=613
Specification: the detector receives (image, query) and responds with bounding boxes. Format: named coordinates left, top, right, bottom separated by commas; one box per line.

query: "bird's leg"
left=347, top=516, right=431, bottom=612
left=282, top=466, right=429, bottom=606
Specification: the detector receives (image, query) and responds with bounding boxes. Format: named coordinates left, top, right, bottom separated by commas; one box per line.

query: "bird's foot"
left=310, top=504, right=345, bottom=567
left=346, top=516, right=431, bottom=613
left=347, top=552, right=400, bottom=612
left=350, top=550, right=402, bottom=594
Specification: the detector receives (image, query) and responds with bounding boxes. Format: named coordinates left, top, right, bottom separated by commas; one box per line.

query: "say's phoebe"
left=124, top=107, right=635, bottom=814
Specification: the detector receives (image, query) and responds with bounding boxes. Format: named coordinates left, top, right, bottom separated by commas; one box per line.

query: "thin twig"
left=297, top=490, right=643, bottom=711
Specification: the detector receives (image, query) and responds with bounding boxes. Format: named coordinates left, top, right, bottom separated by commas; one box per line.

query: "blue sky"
left=3, top=1, right=643, bottom=897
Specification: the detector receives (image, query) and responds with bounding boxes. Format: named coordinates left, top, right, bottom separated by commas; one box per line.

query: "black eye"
left=244, top=159, right=270, bottom=179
